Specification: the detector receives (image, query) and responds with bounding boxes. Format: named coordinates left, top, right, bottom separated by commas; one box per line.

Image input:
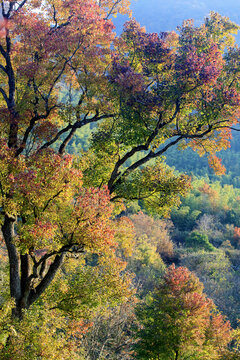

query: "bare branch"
left=223, top=126, right=240, bottom=131
left=108, top=114, right=168, bottom=190
left=15, top=105, right=59, bottom=156
left=109, top=135, right=184, bottom=195
left=46, top=40, right=83, bottom=102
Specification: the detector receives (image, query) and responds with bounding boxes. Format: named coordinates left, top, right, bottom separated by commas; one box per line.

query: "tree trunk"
left=2, top=213, right=66, bottom=318
left=20, top=253, right=31, bottom=309
left=2, top=214, right=21, bottom=316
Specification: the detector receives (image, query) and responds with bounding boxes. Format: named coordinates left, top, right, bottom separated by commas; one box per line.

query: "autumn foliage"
left=0, top=0, right=240, bottom=358
left=135, top=265, right=232, bottom=359
left=0, top=0, right=137, bottom=325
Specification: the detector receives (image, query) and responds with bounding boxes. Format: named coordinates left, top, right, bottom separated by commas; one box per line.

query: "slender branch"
left=108, top=99, right=181, bottom=190
left=109, top=135, right=184, bottom=194
left=38, top=123, right=73, bottom=151
left=105, top=0, right=122, bottom=19
left=35, top=244, right=84, bottom=268
left=224, top=126, right=240, bottom=131
left=6, top=0, right=29, bottom=18
left=46, top=41, right=83, bottom=100
left=17, top=0, right=29, bottom=10
left=58, top=112, right=115, bottom=154
left=0, top=64, right=6, bottom=74
left=6, top=1, right=15, bottom=18
left=15, top=118, right=36, bottom=156
left=108, top=114, right=168, bottom=190
left=52, top=4, right=58, bottom=29
left=110, top=122, right=213, bottom=195
left=42, top=189, right=63, bottom=212
left=15, top=104, right=59, bottom=156
left=0, top=86, right=9, bottom=105
left=48, top=15, right=73, bottom=34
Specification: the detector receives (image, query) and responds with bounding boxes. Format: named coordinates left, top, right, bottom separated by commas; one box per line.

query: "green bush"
left=185, top=231, right=215, bottom=251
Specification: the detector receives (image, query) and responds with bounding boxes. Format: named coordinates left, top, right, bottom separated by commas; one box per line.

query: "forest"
left=1, top=0, right=240, bottom=359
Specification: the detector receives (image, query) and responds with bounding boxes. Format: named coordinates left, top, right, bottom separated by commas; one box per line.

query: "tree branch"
left=42, top=189, right=64, bottom=212
left=109, top=135, right=184, bottom=194
left=0, top=86, right=9, bottom=105
left=28, top=253, right=65, bottom=306
left=46, top=41, right=83, bottom=101
left=38, top=123, right=73, bottom=151
left=0, top=63, right=6, bottom=74
left=108, top=114, right=168, bottom=190
left=28, top=243, right=85, bottom=306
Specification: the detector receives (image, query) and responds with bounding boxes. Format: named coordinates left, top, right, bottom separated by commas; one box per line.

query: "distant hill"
left=114, top=0, right=240, bottom=32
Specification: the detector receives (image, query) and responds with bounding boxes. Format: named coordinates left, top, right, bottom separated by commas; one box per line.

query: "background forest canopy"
left=1, top=0, right=240, bottom=359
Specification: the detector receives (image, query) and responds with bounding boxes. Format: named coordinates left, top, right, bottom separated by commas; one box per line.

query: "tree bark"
left=2, top=215, right=21, bottom=315
left=175, top=350, right=179, bottom=360
left=28, top=253, right=64, bottom=306
left=20, top=253, right=30, bottom=309
left=2, top=212, right=68, bottom=317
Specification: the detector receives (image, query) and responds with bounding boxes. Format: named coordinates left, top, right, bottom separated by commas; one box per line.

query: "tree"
left=135, top=264, right=232, bottom=360
left=0, top=0, right=240, bottom=325
left=80, top=300, right=137, bottom=360
left=86, top=12, right=240, bottom=204
left=185, top=230, right=215, bottom=251
left=0, top=0, right=135, bottom=321
left=130, top=212, right=174, bottom=259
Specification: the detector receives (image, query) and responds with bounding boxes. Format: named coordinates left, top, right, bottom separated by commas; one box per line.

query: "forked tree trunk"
left=2, top=214, right=65, bottom=318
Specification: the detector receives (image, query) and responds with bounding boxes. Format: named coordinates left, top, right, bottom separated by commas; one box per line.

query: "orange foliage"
left=208, top=155, right=226, bottom=175
left=130, top=212, right=174, bottom=258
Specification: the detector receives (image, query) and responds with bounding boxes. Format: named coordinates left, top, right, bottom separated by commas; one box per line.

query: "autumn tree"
left=130, top=212, right=174, bottom=259
left=84, top=13, right=240, bottom=206
left=135, top=264, right=232, bottom=360
left=0, top=0, right=136, bottom=322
